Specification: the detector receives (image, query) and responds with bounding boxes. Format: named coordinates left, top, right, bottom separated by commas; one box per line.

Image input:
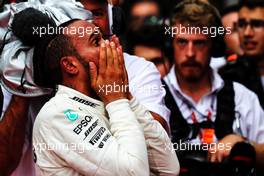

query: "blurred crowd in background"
left=0, top=0, right=257, bottom=71
left=1, top=0, right=264, bottom=175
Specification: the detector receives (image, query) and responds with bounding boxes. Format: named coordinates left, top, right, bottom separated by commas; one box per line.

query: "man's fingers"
left=217, top=148, right=230, bottom=163
left=111, top=35, right=121, bottom=48
left=209, top=148, right=227, bottom=163
left=106, top=40, right=114, bottom=67
left=118, top=46, right=125, bottom=68
left=110, top=42, right=119, bottom=69
left=99, top=41, right=106, bottom=75
left=89, top=62, right=98, bottom=88
left=116, top=47, right=122, bottom=70
left=216, top=151, right=224, bottom=163
left=208, top=148, right=217, bottom=162
left=210, top=152, right=217, bottom=162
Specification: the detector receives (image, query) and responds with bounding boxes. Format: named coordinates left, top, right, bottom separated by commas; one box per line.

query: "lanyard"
left=171, top=82, right=218, bottom=122
left=191, top=110, right=212, bottom=124
left=186, top=95, right=216, bottom=124
left=172, top=86, right=217, bottom=144
left=189, top=97, right=216, bottom=144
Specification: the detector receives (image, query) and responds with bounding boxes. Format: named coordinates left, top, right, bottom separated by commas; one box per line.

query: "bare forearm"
left=0, top=95, right=29, bottom=175
left=252, top=142, right=264, bottom=169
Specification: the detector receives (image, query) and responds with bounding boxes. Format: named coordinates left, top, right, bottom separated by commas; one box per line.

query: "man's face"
left=129, top=2, right=160, bottom=30
left=222, top=12, right=244, bottom=55
left=67, top=20, right=103, bottom=68
left=238, top=7, right=264, bottom=57
left=131, top=1, right=159, bottom=18
left=81, top=0, right=110, bottom=37
left=134, top=45, right=170, bottom=78
left=173, top=24, right=212, bottom=82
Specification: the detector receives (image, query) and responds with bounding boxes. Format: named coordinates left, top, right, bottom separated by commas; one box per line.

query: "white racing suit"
left=0, top=1, right=171, bottom=175
left=33, top=85, right=179, bottom=176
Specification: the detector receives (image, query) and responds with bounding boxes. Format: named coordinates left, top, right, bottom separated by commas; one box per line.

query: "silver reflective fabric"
left=0, top=0, right=92, bottom=97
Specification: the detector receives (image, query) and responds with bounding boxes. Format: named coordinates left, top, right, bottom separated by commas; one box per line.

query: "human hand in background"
left=208, top=134, right=245, bottom=163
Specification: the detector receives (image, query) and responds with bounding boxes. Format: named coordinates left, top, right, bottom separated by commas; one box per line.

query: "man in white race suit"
left=0, top=0, right=171, bottom=175
left=32, top=17, right=179, bottom=175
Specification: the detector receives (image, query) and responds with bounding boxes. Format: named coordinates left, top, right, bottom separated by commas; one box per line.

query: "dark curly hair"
left=239, top=0, right=264, bottom=9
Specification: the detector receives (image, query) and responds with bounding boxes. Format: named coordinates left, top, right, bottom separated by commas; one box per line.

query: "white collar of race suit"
left=56, top=85, right=105, bottom=113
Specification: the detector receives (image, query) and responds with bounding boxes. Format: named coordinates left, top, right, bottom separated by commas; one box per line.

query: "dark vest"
left=162, top=80, right=235, bottom=144
left=219, top=56, right=264, bottom=109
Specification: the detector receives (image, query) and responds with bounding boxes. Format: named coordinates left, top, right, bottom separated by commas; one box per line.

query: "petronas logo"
left=64, top=109, right=79, bottom=121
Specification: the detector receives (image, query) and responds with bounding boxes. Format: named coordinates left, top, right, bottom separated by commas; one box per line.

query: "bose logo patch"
left=71, top=96, right=99, bottom=108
